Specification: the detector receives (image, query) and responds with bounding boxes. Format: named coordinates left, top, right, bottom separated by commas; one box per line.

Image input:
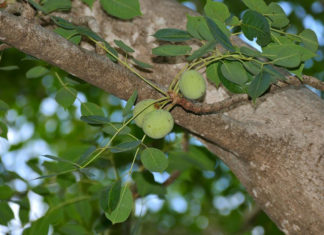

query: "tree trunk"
left=0, top=0, right=323, bottom=234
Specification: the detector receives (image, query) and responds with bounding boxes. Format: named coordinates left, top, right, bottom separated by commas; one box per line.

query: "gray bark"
left=0, top=0, right=323, bottom=234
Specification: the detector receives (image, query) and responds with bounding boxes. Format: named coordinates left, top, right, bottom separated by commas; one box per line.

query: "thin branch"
left=163, top=170, right=181, bottom=187
left=301, top=75, right=324, bottom=91
left=169, top=91, right=248, bottom=114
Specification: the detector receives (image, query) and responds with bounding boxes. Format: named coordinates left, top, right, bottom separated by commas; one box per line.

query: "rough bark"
left=1, top=0, right=324, bottom=234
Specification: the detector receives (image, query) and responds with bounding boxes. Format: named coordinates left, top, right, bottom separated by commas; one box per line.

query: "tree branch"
left=1, top=1, right=324, bottom=234
left=0, top=10, right=161, bottom=102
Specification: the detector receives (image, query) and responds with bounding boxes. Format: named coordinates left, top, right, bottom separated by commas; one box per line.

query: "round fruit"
left=179, top=70, right=206, bottom=100
left=133, top=99, right=156, bottom=127
left=142, top=110, right=174, bottom=139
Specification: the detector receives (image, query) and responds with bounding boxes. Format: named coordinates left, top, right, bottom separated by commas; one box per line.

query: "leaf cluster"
left=152, top=0, right=318, bottom=99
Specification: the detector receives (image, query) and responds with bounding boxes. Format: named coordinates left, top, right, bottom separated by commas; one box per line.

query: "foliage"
left=0, top=0, right=322, bottom=234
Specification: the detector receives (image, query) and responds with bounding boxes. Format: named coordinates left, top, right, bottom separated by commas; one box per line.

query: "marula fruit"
left=179, top=70, right=206, bottom=100
left=133, top=99, right=157, bottom=127
left=142, top=110, right=174, bottom=139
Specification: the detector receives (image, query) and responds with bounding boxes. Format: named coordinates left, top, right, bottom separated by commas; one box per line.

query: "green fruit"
left=133, top=99, right=156, bottom=127
left=142, top=110, right=174, bottom=139
left=179, top=70, right=206, bottom=100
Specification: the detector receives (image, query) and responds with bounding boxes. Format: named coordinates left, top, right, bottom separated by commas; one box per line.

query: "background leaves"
left=100, top=0, right=142, bottom=20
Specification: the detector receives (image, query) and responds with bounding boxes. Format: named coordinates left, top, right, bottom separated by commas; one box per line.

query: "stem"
left=55, top=72, right=93, bottom=114
left=80, top=97, right=168, bottom=168
left=47, top=196, right=91, bottom=214
left=110, top=155, right=120, bottom=180
left=128, top=135, right=146, bottom=176
left=169, top=63, right=189, bottom=91
left=270, top=28, right=301, bottom=40
left=90, top=38, right=168, bottom=97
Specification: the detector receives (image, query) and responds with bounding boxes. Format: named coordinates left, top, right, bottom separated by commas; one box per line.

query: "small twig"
left=284, top=75, right=324, bottom=91
left=182, top=132, right=190, bottom=152
left=163, top=170, right=181, bottom=187
left=301, top=75, right=324, bottom=91
left=169, top=91, right=248, bottom=114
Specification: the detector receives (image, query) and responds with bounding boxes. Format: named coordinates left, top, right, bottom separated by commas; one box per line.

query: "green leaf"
left=132, top=171, right=166, bottom=197
left=123, top=90, right=137, bottom=117
left=27, top=0, right=46, bottom=13
left=18, top=197, right=30, bottom=225
left=0, top=185, right=14, bottom=200
left=108, top=181, right=121, bottom=213
left=225, top=15, right=240, bottom=27
left=76, top=146, right=98, bottom=165
left=218, top=65, right=246, bottom=94
left=141, top=148, right=168, bottom=172
left=0, top=121, right=8, bottom=139
left=186, top=15, right=204, bottom=40
left=51, top=16, right=77, bottom=30
left=289, top=63, right=304, bottom=80
left=100, top=0, right=142, bottom=20
left=0, top=65, right=19, bottom=71
left=167, top=151, right=193, bottom=172
left=60, top=224, right=88, bottom=235
left=105, top=186, right=133, bottom=224
left=198, top=17, right=214, bottom=41
left=242, top=0, right=269, bottom=13
left=55, top=87, right=77, bottom=108
left=80, top=115, right=110, bottom=125
left=204, top=0, right=230, bottom=22
left=32, top=186, right=51, bottom=196
left=0, top=202, right=14, bottom=225
left=272, top=35, right=294, bottom=45
left=103, top=123, right=131, bottom=136
left=81, top=0, right=95, bottom=8
left=205, top=17, right=234, bottom=52
left=153, top=28, right=192, bottom=42
left=152, top=45, right=192, bottom=56
left=241, top=10, right=271, bottom=47
left=187, top=41, right=216, bottom=61
left=240, top=47, right=261, bottom=57
left=54, top=27, right=81, bottom=45
left=206, top=62, right=221, bottom=87
left=266, top=3, right=289, bottom=28
left=114, top=40, right=135, bottom=53
left=41, top=155, right=80, bottom=168
left=262, top=44, right=302, bottom=68
left=26, top=66, right=49, bottom=79
left=168, top=147, right=215, bottom=171
left=299, top=29, right=318, bottom=53
left=41, top=0, right=71, bottom=14
left=132, top=58, right=153, bottom=69
left=0, top=100, right=9, bottom=111
left=24, top=217, right=49, bottom=235
left=187, top=146, right=215, bottom=171
left=73, top=25, right=119, bottom=61
left=110, top=140, right=141, bottom=153
left=220, top=61, right=248, bottom=85
left=99, top=187, right=110, bottom=211
left=248, top=71, right=272, bottom=99
left=263, top=65, right=286, bottom=81
left=81, top=102, right=104, bottom=116
left=28, top=0, right=71, bottom=14
left=242, top=61, right=262, bottom=75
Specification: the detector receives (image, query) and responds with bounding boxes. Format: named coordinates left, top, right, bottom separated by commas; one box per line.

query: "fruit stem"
left=80, top=97, right=168, bottom=169
left=168, top=63, right=189, bottom=91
